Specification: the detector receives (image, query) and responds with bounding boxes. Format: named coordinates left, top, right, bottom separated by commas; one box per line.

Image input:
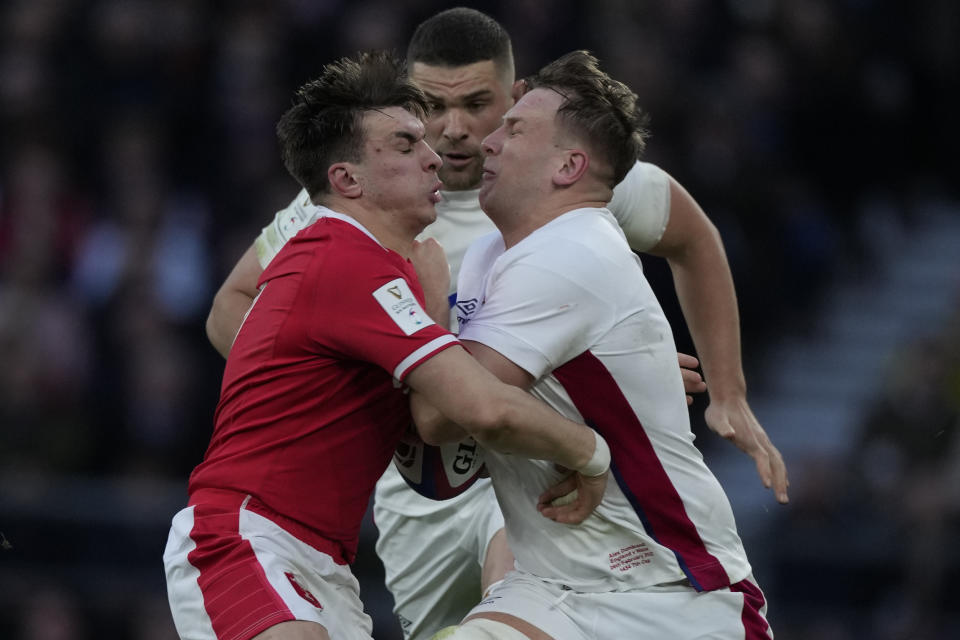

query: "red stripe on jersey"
left=187, top=502, right=294, bottom=640
left=552, top=350, right=730, bottom=592
left=730, top=578, right=772, bottom=640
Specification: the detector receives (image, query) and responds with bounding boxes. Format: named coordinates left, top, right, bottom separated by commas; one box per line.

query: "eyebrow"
left=391, top=130, right=420, bottom=144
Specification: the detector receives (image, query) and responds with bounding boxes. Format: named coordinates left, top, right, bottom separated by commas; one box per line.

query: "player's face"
left=479, top=88, right=565, bottom=218
left=410, top=60, right=515, bottom=192
left=356, top=107, right=443, bottom=232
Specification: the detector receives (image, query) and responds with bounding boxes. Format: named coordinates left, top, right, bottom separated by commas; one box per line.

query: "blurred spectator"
left=18, top=587, right=87, bottom=640
left=0, top=140, right=95, bottom=474
left=855, top=309, right=960, bottom=639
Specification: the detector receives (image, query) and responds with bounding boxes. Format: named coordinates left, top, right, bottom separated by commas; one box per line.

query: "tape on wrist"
left=579, top=430, right=610, bottom=477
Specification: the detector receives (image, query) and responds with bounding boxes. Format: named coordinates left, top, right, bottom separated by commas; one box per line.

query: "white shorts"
left=374, top=483, right=505, bottom=639
left=163, top=497, right=374, bottom=640
left=466, top=570, right=773, bottom=640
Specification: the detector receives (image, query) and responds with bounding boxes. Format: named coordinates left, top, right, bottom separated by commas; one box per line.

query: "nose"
left=481, top=126, right=504, bottom=156
left=422, top=143, right=441, bottom=171
left=442, top=108, right=469, bottom=142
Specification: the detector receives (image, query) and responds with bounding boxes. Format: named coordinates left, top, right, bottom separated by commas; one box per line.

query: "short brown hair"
left=527, top=50, right=648, bottom=187
left=276, top=50, right=429, bottom=198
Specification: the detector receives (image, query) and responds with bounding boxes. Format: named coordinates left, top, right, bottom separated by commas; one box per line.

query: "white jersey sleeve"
left=607, top=161, right=671, bottom=252
left=253, top=188, right=324, bottom=268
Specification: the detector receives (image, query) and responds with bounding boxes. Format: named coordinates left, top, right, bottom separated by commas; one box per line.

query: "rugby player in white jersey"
left=412, top=50, right=773, bottom=640
left=204, top=9, right=787, bottom=639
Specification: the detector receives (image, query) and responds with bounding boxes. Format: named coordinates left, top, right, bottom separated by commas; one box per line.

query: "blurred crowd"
left=0, top=1, right=957, bottom=639
left=768, top=305, right=960, bottom=640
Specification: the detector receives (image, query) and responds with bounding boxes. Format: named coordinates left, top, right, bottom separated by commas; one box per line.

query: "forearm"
left=410, top=390, right=468, bottom=444
left=410, top=238, right=452, bottom=329
left=424, top=295, right=451, bottom=330
left=407, top=348, right=598, bottom=472
left=476, top=384, right=596, bottom=471
left=668, top=227, right=747, bottom=401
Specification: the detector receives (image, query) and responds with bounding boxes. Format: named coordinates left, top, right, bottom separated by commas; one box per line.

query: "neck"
left=496, top=195, right=608, bottom=249
left=322, top=197, right=419, bottom=258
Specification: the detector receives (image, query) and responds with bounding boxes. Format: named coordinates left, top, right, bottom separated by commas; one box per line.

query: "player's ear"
left=329, top=162, right=362, bottom=198
left=554, top=149, right=589, bottom=187
left=511, top=79, right=527, bottom=103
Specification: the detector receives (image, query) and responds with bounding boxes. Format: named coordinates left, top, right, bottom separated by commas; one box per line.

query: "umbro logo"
left=456, top=298, right=478, bottom=315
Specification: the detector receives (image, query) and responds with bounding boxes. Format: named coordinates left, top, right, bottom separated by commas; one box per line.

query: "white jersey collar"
left=439, top=188, right=481, bottom=209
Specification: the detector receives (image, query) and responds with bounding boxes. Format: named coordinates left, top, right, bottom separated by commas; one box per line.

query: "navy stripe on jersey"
left=552, top=350, right=730, bottom=592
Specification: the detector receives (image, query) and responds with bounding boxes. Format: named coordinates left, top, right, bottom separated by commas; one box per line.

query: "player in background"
left=163, top=50, right=610, bottom=640
left=203, top=8, right=787, bottom=639
left=414, top=49, right=772, bottom=640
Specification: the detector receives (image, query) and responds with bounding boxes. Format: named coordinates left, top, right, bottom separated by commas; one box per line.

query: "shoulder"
left=527, top=208, right=627, bottom=260
left=460, top=230, right=505, bottom=272
left=608, top=161, right=672, bottom=251
left=512, top=210, right=640, bottom=291
left=268, top=218, right=399, bottom=285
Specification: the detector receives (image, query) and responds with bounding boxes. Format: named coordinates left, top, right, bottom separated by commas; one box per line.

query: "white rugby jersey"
left=455, top=207, right=751, bottom=593
left=252, top=162, right=673, bottom=518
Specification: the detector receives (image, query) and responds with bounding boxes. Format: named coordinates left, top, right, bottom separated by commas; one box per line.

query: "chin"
left=478, top=185, right=492, bottom=208
left=420, top=207, right=438, bottom=227
left=439, top=168, right=483, bottom=192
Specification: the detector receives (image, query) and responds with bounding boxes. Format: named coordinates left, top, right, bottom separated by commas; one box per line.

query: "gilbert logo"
left=452, top=438, right=479, bottom=475
left=285, top=571, right=323, bottom=609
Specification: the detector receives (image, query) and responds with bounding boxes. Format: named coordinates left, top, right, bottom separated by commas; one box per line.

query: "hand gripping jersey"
left=455, top=208, right=752, bottom=593
left=252, top=162, right=673, bottom=521
left=188, top=210, right=458, bottom=563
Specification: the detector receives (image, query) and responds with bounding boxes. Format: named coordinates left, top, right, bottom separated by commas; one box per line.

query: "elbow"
left=665, top=218, right=724, bottom=270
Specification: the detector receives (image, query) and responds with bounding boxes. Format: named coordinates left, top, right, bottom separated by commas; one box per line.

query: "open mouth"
left=442, top=153, right=475, bottom=169
left=429, top=182, right=443, bottom=203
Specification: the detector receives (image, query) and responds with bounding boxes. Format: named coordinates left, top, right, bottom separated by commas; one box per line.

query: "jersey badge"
left=285, top=571, right=323, bottom=609
left=373, top=278, right=436, bottom=336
